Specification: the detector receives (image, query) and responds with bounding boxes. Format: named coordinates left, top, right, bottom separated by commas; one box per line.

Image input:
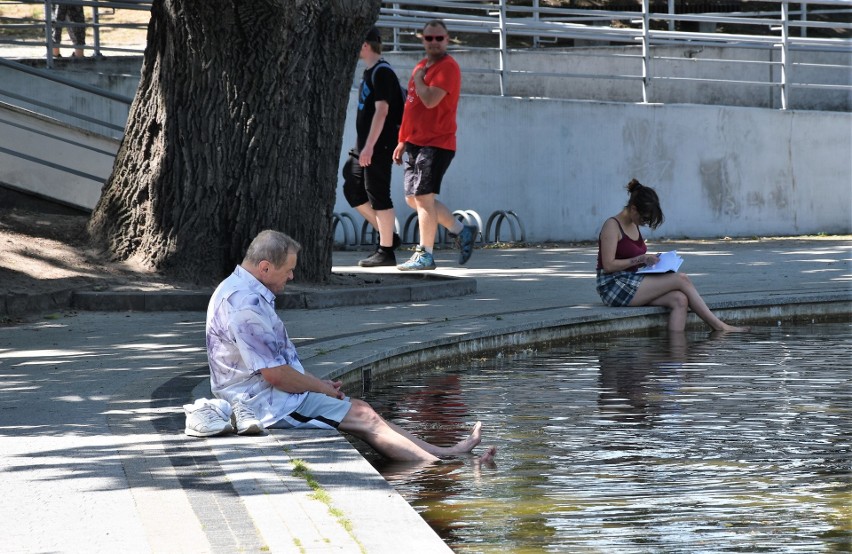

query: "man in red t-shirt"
left=392, top=20, right=477, bottom=271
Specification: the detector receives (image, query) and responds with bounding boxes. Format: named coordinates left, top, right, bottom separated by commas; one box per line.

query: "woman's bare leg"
left=631, top=273, right=749, bottom=332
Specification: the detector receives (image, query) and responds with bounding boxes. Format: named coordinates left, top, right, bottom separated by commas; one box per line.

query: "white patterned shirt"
left=206, top=265, right=307, bottom=426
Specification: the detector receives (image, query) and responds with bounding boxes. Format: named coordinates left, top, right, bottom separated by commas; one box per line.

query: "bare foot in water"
left=718, top=324, right=751, bottom=332
left=449, top=421, right=483, bottom=455
left=478, top=445, right=497, bottom=464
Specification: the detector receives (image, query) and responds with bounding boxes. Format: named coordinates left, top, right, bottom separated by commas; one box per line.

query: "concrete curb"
left=1, top=289, right=74, bottom=318
left=2, top=273, right=476, bottom=317
left=308, top=291, right=852, bottom=386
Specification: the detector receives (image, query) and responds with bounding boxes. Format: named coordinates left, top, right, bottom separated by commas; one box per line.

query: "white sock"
left=449, top=221, right=464, bottom=235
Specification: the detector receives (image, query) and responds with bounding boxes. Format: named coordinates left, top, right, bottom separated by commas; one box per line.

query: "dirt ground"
left=0, top=207, right=200, bottom=296
left=0, top=207, right=418, bottom=301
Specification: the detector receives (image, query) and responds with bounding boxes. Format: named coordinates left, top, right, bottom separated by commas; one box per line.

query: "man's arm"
left=260, top=365, right=344, bottom=399
left=358, top=100, right=389, bottom=167
left=413, top=67, right=448, bottom=109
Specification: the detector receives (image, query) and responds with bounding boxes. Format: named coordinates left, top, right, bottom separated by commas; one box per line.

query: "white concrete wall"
left=1, top=57, right=849, bottom=239
left=335, top=92, right=852, bottom=241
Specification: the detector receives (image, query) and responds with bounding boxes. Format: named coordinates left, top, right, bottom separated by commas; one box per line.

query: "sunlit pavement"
left=0, top=237, right=849, bottom=553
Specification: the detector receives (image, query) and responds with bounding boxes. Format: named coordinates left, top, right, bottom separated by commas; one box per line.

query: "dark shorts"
left=342, top=144, right=394, bottom=211
left=268, top=392, right=352, bottom=430
left=596, top=269, right=645, bottom=307
left=403, top=144, right=455, bottom=197
left=52, top=5, right=86, bottom=45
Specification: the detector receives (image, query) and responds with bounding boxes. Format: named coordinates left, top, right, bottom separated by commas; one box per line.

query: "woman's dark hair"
left=625, top=178, right=664, bottom=229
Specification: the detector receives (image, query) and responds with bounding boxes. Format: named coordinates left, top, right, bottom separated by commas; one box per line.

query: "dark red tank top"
left=597, top=217, right=647, bottom=271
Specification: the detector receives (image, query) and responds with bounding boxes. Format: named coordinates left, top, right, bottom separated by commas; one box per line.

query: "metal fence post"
left=533, top=0, right=541, bottom=48
left=44, top=0, right=54, bottom=67
left=498, top=0, right=507, bottom=96
left=92, top=0, right=101, bottom=57
left=781, top=0, right=790, bottom=109
left=642, top=0, right=650, bottom=103
left=392, top=2, right=400, bottom=52
left=668, top=0, right=675, bottom=31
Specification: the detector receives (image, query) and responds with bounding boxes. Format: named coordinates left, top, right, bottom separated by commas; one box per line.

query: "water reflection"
left=357, top=322, right=852, bottom=552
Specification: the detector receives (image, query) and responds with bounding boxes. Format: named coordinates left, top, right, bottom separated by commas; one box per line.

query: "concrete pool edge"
left=312, top=292, right=852, bottom=387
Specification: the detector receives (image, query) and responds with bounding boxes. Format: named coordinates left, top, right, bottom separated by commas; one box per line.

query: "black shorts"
left=402, top=144, right=455, bottom=197
left=341, top=143, right=395, bottom=211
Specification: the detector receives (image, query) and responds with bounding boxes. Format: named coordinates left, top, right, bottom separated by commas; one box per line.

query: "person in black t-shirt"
left=342, top=27, right=405, bottom=267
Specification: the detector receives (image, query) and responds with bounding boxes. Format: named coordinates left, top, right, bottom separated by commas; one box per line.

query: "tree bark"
left=88, top=0, right=380, bottom=283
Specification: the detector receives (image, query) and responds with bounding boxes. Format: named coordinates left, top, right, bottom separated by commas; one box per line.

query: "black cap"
left=365, top=26, right=382, bottom=43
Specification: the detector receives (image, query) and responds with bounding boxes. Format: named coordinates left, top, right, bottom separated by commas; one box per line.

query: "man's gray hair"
left=243, top=230, right=302, bottom=267
left=423, top=19, right=448, bottom=33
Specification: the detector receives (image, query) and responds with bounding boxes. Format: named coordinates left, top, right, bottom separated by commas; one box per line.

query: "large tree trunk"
left=88, top=0, right=380, bottom=284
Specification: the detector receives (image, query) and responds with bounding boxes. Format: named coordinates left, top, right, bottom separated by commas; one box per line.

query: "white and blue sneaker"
left=454, top=225, right=477, bottom=265
left=397, top=246, right=436, bottom=271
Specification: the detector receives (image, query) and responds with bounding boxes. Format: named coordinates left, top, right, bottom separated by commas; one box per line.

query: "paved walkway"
left=1, top=238, right=850, bottom=553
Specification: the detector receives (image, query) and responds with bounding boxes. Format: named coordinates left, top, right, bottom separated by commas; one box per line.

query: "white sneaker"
left=232, top=401, right=264, bottom=435
left=184, top=401, right=233, bottom=437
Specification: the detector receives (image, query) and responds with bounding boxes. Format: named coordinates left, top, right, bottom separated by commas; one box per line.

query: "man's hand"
left=358, top=144, right=374, bottom=167
left=324, top=379, right=345, bottom=400
left=414, top=66, right=427, bottom=83
left=412, top=65, right=448, bottom=109
left=393, top=142, right=405, bottom=165
left=261, top=365, right=345, bottom=399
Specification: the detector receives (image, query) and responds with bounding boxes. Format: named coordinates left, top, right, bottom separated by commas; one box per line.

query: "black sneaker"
left=359, top=249, right=397, bottom=267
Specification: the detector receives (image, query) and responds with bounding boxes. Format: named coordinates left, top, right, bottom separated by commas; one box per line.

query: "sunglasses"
left=423, top=35, right=446, bottom=42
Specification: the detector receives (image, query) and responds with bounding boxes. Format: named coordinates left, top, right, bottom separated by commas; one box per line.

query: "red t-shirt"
left=398, top=54, right=461, bottom=151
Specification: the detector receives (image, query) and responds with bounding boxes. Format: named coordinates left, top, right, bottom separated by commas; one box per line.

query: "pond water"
left=356, top=321, right=852, bottom=553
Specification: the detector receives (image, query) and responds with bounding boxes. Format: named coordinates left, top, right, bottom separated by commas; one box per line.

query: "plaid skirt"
left=596, top=269, right=645, bottom=307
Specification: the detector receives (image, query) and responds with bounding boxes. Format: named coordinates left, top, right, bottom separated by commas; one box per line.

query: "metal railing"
left=1, top=0, right=850, bottom=110
left=0, top=0, right=150, bottom=66
left=374, top=0, right=851, bottom=109
left=0, top=56, right=131, bottom=130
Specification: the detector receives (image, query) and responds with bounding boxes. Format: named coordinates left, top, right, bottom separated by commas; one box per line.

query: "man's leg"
left=363, top=146, right=399, bottom=250
left=355, top=205, right=398, bottom=267
left=70, top=7, right=85, bottom=58
left=410, top=194, right=471, bottom=262
left=412, top=193, right=439, bottom=252
left=352, top=202, right=378, bottom=231
left=344, top=153, right=386, bottom=265
left=339, top=399, right=489, bottom=462
left=338, top=400, right=439, bottom=462
left=374, top=208, right=396, bottom=248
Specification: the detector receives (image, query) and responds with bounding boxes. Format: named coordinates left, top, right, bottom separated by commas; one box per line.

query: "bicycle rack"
left=485, top=210, right=526, bottom=243
left=331, top=212, right=358, bottom=250
left=360, top=220, right=379, bottom=247
left=451, top=209, right=484, bottom=244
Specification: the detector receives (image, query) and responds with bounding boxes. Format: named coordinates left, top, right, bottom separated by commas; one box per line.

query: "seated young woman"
left=596, top=178, right=749, bottom=333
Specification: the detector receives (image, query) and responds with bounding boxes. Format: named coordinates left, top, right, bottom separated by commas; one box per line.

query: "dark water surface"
left=357, top=321, right=852, bottom=553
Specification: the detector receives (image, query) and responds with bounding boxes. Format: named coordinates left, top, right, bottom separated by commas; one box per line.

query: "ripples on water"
left=357, top=321, right=852, bottom=553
